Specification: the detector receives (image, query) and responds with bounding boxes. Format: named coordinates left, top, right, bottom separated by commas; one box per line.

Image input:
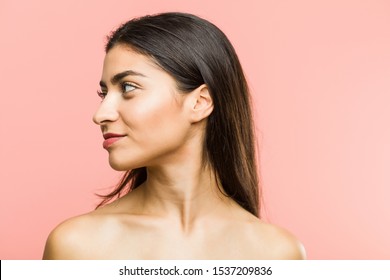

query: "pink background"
left=1, top=0, right=389, bottom=259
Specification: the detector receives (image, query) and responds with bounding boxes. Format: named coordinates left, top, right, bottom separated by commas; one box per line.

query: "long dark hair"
left=96, top=12, right=261, bottom=217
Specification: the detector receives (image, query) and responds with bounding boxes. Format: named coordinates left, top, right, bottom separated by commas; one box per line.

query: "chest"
left=93, top=225, right=260, bottom=259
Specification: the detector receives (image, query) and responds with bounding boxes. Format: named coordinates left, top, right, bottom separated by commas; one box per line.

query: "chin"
left=109, top=160, right=132, bottom=171
left=108, top=154, right=143, bottom=171
left=109, top=162, right=128, bottom=171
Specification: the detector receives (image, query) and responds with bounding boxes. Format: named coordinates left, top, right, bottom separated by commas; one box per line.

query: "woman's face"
left=93, top=44, right=192, bottom=171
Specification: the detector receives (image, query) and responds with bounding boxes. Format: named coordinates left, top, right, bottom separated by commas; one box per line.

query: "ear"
left=188, top=84, right=214, bottom=123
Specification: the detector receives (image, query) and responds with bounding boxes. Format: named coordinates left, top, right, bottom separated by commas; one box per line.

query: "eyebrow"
left=99, top=70, right=146, bottom=88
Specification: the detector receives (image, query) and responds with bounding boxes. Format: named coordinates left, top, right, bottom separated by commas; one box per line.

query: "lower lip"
left=103, top=137, right=125, bottom=149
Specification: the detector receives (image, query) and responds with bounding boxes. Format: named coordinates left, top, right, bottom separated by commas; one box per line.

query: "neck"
left=138, top=159, right=232, bottom=233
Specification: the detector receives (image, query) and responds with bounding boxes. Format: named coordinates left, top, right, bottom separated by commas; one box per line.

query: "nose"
left=93, top=95, right=120, bottom=125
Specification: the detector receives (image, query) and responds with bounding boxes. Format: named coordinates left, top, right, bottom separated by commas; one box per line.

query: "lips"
left=103, top=133, right=126, bottom=140
left=102, top=133, right=126, bottom=149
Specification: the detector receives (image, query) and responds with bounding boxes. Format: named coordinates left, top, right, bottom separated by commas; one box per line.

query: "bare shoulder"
left=250, top=219, right=307, bottom=259
left=43, top=213, right=93, bottom=259
left=42, top=193, right=143, bottom=259
left=42, top=208, right=113, bottom=260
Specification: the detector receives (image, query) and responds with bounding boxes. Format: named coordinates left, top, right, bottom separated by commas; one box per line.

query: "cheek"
left=110, top=96, right=190, bottom=170
left=121, top=94, right=188, bottom=144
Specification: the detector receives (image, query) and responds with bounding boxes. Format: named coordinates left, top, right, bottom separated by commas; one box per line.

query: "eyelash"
left=97, top=90, right=106, bottom=99
left=97, top=82, right=138, bottom=99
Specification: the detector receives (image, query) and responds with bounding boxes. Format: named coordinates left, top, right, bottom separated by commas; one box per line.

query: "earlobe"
left=190, top=85, right=214, bottom=123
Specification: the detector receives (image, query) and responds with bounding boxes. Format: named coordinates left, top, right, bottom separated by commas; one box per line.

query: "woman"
left=43, top=12, right=305, bottom=259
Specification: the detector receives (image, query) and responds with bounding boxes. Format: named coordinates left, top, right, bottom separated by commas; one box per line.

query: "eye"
left=121, top=82, right=137, bottom=94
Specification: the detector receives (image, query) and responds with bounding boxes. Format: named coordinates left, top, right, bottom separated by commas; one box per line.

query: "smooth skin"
left=43, top=45, right=306, bottom=260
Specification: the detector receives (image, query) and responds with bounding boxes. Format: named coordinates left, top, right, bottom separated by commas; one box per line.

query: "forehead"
left=101, top=44, right=162, bottom=81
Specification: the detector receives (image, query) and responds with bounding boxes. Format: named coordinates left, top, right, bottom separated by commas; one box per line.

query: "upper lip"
left=103, top=133, right=126, bottom=140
